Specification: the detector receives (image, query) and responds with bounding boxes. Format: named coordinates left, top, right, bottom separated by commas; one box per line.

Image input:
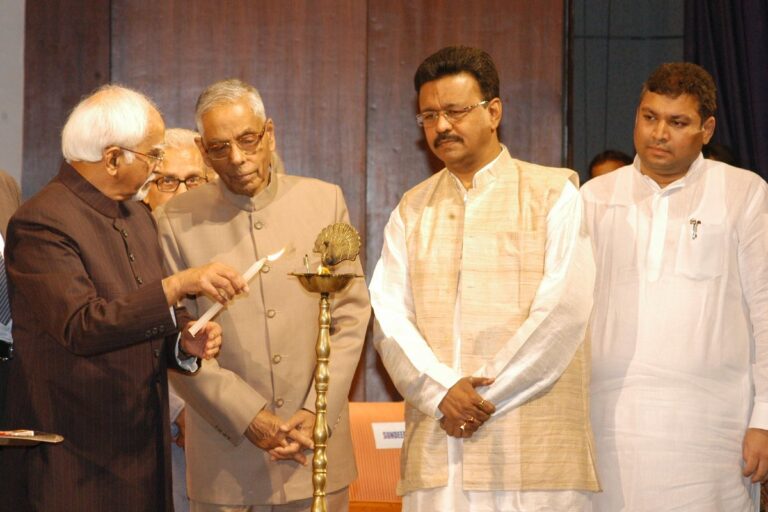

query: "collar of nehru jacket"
left=217, top=169, right=278, bottom=213
left=57, top=162, right=124, bottom=219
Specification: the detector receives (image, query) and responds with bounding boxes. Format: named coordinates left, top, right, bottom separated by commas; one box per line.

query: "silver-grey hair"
left=163, top=127, right=200, bottom=151
left=61, top=84, right=158, bottom=163
left=195, top=79, right=266, bottom=136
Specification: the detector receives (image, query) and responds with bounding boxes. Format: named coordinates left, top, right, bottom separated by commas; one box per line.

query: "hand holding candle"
left=188, top=246, right=290, bottom=335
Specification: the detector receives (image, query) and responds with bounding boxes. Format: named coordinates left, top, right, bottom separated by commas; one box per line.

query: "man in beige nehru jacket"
left=369, top=46, right=599, bottom=511
left=155, top=78, right=370, bottom=512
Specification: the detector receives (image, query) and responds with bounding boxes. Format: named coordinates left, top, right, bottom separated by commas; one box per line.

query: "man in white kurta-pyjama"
left=582, top=62, right=768, bottom=512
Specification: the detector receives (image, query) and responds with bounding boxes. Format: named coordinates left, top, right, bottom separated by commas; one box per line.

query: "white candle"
left=188, top=246, right=288, bottom=335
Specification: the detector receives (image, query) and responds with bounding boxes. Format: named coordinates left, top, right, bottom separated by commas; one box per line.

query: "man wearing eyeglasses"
left=369, top=46, right=599, bottom=511
left=143, top=128, right=213, bottom=211
left=154, top=79, right=370, bottom=512
left=0, top=84, right=248, bottom=512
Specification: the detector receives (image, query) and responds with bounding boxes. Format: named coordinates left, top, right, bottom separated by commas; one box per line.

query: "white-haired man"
left=155, top=78, right=370, bottom=511
left=0, top=84, right=247, bottom=512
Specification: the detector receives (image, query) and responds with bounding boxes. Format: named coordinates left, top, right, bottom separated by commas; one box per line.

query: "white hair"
left=61, top=84, right=158, bottom=163
left=195, top=79, right=266, bottom=136
left=163, top=127, right=200, bottom=151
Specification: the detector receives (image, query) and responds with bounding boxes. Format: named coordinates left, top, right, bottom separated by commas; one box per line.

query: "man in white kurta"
left=370, top=45, right=600, bottom=512
left=581, top=62, right=768, bottom=511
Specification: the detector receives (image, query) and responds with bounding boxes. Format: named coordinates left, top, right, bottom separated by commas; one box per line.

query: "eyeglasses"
left=153, top=174, right=208, bottom=192
left=118, top=146, right=165, bottom=170
left=203, top=124, right=268, bottom=161
left=415, top=100, right=490, bottom=127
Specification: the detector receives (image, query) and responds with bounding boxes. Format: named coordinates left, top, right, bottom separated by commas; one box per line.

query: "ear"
left=104, top=146, right=121, bottom=177
left=265, top=119, right=277, bottom=152
left=701, top=116, right=716, bottom=144
left=487, top=98, right=502, bottom=130
left=195, top=137, right=214, bottom=168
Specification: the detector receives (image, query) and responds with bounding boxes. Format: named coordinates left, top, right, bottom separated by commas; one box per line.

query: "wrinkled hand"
left=245, top=409, right=313, bottom=464
left=174, top=408, right=186, bottom=449
left=163, top=262, right=248, bottom=305
left=438, top=376, right=496, bottom=439
left=180, top=321, right=221, bottom=360
left=743, top=427, right=768, bottom=482
left=268, top=409, right=316, bottom=465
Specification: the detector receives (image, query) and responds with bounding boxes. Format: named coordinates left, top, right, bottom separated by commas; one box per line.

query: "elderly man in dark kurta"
left=0, top=85, right=247, bottom=512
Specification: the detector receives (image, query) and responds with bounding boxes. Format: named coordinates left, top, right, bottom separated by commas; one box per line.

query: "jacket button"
left=262, top=264, right=270, bottom=274
left=275, top=398, right=284, bottom=408
left=153, top=348, right=160, bottom=358
left=128, top=253, right=135, bottom=262
left=121, top=229, right=128, bottom=238
left=272, top=354, right=282, bottom=364
left=267, top=309, right=276, bottom=318
left=254, top=221, right=264, bottom=230
left=136, top=276, right=143, bottom=285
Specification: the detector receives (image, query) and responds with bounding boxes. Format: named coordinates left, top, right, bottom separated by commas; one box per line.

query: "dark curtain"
left=684, top=1, right=768, bottom=178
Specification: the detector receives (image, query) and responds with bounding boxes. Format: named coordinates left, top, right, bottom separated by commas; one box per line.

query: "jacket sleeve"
left=6, top=211, right=178, bottom=357
left=155, top=205, right=268, bottom=444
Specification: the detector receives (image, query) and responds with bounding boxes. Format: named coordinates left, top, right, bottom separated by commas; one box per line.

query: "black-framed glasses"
left=153, top=174, right=208, bottom=192
left=415, top=100, right=490, bottom=127
left=118, top=146, right=165, bottom=170
left=202, top=123, right=269, bottom=160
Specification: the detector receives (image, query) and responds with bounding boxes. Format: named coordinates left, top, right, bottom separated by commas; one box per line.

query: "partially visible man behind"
left=588, top=149, right=632, bottom=179
left=155, top=78, right=370, bottom=511
left=0, top=169, right=21, bottom=425
left=142, top=126, right=215, bottom=512
left=0, top=85, right=247, bottom=512
left=582, top=62, right=768, bottom=510
left=144, top=128, right=214, bottom=211
left=370, top=46, right=599, bottom=511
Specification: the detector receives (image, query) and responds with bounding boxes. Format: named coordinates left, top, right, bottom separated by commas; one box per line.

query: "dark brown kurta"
left=0, top=164, right=192, bottom=512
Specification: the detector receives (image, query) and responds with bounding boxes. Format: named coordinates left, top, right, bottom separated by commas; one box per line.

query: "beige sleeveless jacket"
left=396, top=149, right=599, bottom=493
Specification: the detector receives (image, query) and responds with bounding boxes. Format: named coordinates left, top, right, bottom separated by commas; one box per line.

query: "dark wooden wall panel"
left=22, top=0, right=111, bottom=196
left=110, top=1, right=369, bottom=256
left=24, top=1, right=565, bottom=401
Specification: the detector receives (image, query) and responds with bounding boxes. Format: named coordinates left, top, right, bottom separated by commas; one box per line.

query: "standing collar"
left=57, top=162, right=124, bottom=218
left=448, top=145, right=508, bottom=193
left=217, top=171, right=278, bottom=212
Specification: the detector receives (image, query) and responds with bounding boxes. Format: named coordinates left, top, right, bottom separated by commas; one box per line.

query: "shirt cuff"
left=749, top=401, right=768, bottom=430
left=175, top=335, right=198, bottom=372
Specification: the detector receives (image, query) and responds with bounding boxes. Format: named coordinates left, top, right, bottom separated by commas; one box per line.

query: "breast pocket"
left=674, top=222, right=726, bottom=280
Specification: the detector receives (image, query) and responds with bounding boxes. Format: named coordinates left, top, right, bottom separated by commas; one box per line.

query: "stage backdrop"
left=24, top=0, right=568, bottom=400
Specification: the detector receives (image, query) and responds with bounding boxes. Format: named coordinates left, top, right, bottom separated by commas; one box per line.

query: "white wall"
left=0, top=0, right=25, bottom=189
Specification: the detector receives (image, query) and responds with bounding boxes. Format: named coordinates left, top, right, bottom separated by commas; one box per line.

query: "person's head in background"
left=144, top=128, right=212, bottom=210
left=589, top=149, right=633, bottom=179
left=702, top=142, right=739, bottom=167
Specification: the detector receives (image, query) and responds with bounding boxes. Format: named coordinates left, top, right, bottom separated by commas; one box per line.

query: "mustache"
left=433, top=133, right=463, bottom=147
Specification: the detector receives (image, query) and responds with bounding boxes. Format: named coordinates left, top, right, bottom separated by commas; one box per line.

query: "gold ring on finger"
left=459, top=422, right=467, bottom=432
left=467, top=416, right=475, bottom=424
left=478, top=399, right=486, bottom=408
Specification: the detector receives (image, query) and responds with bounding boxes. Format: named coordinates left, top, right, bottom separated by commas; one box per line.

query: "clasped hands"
left=245, top=408, right=316, bottom=465
left=438, top=376, right=496, bottom=439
